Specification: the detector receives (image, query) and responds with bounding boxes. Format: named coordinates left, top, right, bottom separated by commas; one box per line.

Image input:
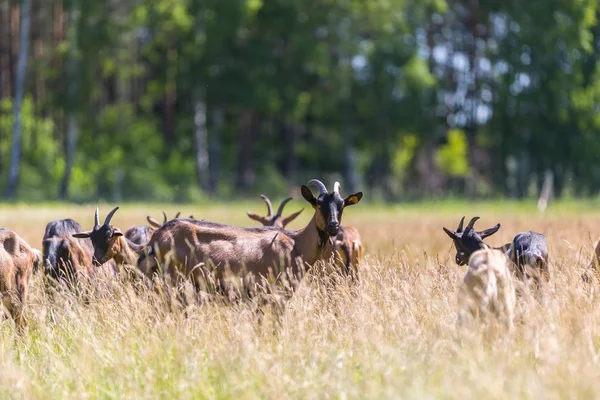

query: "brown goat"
left=457, top=248, right=516, bottom=332
left=73, top=207, right=146, bottom=273
left=138, top=179, right=362, bottom=295
left=246, top=195, right=303, bottom=228
left=247, top=188, right=363, bottom=277
left=0, top=228, right=42, bottom=330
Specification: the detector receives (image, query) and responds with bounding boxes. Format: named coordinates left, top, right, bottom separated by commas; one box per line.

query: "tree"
left=7, top=0, right=31, bottom=198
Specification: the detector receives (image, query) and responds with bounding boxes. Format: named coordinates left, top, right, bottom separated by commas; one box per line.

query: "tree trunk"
left=236, top=110, right=255, bottom=191
left=282, top=121, right=298, bottom=185
left=209, top=107, right=223, bottom=194
left=342, top=125, right=359, bottom=194
left=193, top=87, right=209, bottom=191
left=59, top=3, right=78, bottom=200
left=0, top=0, right=9, bottom=100
left=7, top=0, right=31, bottom=198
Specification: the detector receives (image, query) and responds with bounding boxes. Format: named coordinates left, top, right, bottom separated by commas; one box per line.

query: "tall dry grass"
left=0, top=202, right=600, bottom=398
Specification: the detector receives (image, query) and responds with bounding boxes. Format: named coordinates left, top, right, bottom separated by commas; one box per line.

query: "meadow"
left=2, top=199, right=600, bottom=399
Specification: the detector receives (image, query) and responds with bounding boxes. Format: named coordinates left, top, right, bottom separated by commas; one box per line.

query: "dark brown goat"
left=0, top=228, right=42, bottom=330
left=42, top=218, right=94, bottom=284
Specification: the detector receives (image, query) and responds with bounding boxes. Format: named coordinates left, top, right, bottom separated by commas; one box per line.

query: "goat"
left=73, top=207, right=146, bottom=274
left=138, top=179, right=362, bottom=296
left=247, top=189, right=363, bottom=278
left=246, top=195, right=304, bottom=228
left=0, top=228, right=42, bottom=330
left=42, top=219, right=94, bottom=284
left=457, top=248, right=516, bottom=332
left=443, top=216, right=549, bottom=287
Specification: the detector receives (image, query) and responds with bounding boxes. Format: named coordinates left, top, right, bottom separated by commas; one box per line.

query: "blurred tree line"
left=0, top=0, right=599, bottom=202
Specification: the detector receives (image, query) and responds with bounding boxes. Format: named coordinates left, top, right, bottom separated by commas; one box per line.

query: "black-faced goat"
left=139, top=179, right=362, bottom=294
left=443, top=216, right=549, bottom=286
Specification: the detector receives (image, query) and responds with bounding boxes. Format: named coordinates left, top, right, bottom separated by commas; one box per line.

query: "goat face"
left=73, top=206, right=123, bottom=266
left=443, top=216, right=501, bottom=266
left=301, top=180, right=362, bottom=237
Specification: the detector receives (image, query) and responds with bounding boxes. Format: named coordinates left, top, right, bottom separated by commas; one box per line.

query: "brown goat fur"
left=247, top=190, right=363, bottom=278
left=0, top=228, right=42, bottom=330
left=140, top=180, right=362, bottom=296
left=320, top=225, right=363, bottom=277
left=125, top=211, right=192, bottom=246
left=124, top=225, right=155, bottom=246
left=457, top=248, right=516, bottom=332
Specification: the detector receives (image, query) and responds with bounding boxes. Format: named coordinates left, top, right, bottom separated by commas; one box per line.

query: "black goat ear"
left=478, top=223, right=500, bottom=239
left=443, top=227, right=460, bottom=241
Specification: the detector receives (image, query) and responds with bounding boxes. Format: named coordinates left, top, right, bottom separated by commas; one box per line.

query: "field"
left=2, top=199, right=600, bottom=399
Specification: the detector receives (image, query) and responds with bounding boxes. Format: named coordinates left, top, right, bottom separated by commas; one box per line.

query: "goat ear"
left=478, top=223, right=501, bottom=239
left=344, top=192, right=363, bottom=207
left=247, top=211, right=268, bottom=225
left=112, top=228, right=124, bottom=237
left=147, top=216, right=162, bottom=228
left=73, top=232, right=91, bottom=238
left=442, top=227, right=459, bottom=241
left=281, top=209, right=304, bottom=227
left=301, top=185, right=317, bottom=205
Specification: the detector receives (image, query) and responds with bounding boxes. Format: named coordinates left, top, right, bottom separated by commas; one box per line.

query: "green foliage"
left=1, top=0, right=600, bottom=201
left=0, top=97, right=63, bottom=200
left=435, top=129, right=469, bottom=178
left=392, top=134, right=419, bottom=179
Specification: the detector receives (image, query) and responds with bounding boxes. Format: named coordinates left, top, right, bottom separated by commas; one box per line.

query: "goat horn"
left=175, top=212, right=181, bottom=219
left=307, top=179, right=328, bottom=195
left=162, top=211, right=168, bottom=224
left=103, top=206, right=119, bottom=226
left=333, top=181, right=341, bottom=194
left=456, top=216, right=465, bottom=232
left=276, top=197, right=293, bottom=217
left=466, top=216, right=480, bottom=230
left=260, top=194, right=273, bottom=216
left=94, top=207, right=100, bottom=227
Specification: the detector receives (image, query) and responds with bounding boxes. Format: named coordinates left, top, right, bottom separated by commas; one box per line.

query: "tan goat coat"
left=457, top=248, right=516, bottom=330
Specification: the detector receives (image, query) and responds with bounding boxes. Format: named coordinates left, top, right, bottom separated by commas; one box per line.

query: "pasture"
left=2, top=200, right=600, bottom=399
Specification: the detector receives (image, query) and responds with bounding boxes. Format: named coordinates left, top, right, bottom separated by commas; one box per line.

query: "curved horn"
left=162, top=211, right=168, bottom=224
left=333, top=181, right=341, bottom=194
left=276, top=197, right=293, bottom=217
left=456, top=216, right=465, bottom=232
left=94, top=207, right=100, bottom=227
left=466, top=216, right=480, bottom=230
left=174, top=212, right=181, bottom=219
left=260, top=195, right=273, bottom=216
left=103, top=206, right=119, bottom=226
left=307, top=179, right=328, bottom=195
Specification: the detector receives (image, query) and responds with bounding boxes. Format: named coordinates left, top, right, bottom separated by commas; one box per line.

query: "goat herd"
left=0, top=178, right=591, bottom=336
left=0, top=179, right=363, bottom=331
